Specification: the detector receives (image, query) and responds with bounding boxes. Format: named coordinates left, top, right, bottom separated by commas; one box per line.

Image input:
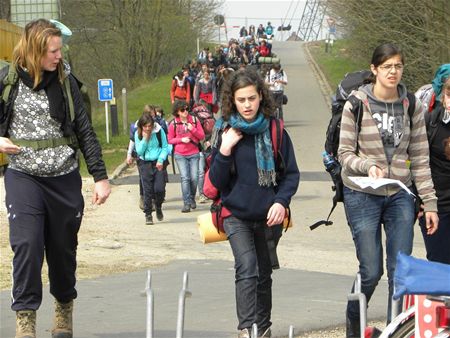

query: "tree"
left=327, top=0, right=449, bottom=90
left=59, top=0, right=222, bottom=107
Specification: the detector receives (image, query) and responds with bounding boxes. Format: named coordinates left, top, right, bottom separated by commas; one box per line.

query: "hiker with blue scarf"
left=208, top=69, right=300, bottom=338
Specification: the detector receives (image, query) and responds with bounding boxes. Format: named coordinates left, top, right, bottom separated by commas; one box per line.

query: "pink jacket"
left=168, top=115, right=205, bottom=156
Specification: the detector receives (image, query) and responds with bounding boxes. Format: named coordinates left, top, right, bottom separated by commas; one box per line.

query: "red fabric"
left=210, top=199, right=232, bottom=233
left=199, top=92, right=213, bottom=105
left=203, top=169, right=218, bottom=200
left=429, top=93, right=436, bottom=112
left=259, top=45, right=270, bottom=57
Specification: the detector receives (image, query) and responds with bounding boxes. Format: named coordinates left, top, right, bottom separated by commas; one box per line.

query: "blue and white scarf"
left=212, top=113, right=276, bottom=187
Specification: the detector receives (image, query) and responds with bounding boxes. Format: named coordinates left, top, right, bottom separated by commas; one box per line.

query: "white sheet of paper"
left=348, top=177, right=415, bottom=196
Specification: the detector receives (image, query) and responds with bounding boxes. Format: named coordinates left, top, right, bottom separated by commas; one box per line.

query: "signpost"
left=213, top=14, right=225, bottom=44
left=98, top=79, right=113, bottom=143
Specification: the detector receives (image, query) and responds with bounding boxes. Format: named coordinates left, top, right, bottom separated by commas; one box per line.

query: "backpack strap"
left=2, top=65, right=18, bottom=103
left=270, top=117, right=286, bottom=175
left=10, top=136, right=77, bottom=150
left=347, top=95, right=363, bottom=132
left=156, top=129, right=162, bottom=148
left=63, top=75, right=75, bottom=122
left=425, top=105, right=443, bottom=146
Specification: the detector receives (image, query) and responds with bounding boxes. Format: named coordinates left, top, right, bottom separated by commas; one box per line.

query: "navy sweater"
left=209, top=129, right=300, bottom=221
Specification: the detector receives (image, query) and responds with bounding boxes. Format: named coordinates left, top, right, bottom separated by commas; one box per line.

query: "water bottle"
left=322, top=151, right=341, bottom=176
left=322, top=151, right=336, bottom=171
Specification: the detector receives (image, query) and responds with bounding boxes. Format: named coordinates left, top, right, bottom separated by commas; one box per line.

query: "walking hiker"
left=265, top=63, right=288, bottom=120
left=208, top=68, right=300, bottom=338
left=167, top=101, right=205, bottom=212
left=420, top=75, right=450, bottom=264
left=0, top=18, right=111, bottom=338
left=134, top=112, right=169, bottom=224
left=170, top=70, right=191, bottom=106
left=338, top=43, right=439, bottom=337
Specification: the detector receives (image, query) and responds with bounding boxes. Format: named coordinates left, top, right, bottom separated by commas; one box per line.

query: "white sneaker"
left=199, top=194, right=208, bottom=204
left=238, top=328, right=250, bottom=338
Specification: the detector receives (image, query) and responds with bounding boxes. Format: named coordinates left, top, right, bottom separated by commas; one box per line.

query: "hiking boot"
left=139, top=195, right=144, bottom=210
left=52, top=300, right=73, bottom=338
left=258, top=327, right=272, bottom=338
left=145, top=214, right=153, bottom=225
left=16, top=310, right=36, bottom=338
left=199, top=194, right=208, bottom=204
left=237, top=328, right=250, bottom=338
left=190, top=200, right=197, bottom=210
left=156, top=208, right=164, bottom=221
left=181, top=205, right=190, bottom=213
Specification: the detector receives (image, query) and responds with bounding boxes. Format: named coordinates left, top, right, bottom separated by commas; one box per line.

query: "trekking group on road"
left=0, top=17, right=449, bottom=338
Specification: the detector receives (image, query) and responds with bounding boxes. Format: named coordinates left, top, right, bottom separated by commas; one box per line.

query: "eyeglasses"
left=179, top=107, right=187, bottom=112
left=378, top=63, right=404, bottom=71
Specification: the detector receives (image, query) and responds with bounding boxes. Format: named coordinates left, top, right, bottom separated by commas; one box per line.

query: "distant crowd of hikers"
left=129, top=25, right=290, bottom=223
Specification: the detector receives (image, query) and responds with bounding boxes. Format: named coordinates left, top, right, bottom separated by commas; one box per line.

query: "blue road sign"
left=98, top=79, right=113, bottom=101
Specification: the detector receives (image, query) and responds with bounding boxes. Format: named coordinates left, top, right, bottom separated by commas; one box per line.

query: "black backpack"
left=311, top=71, right=416, bottom=230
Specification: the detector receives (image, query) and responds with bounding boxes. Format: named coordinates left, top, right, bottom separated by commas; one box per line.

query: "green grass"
left=308, top=39, right=367, bottom=89
left=78, top=149, right=127, bottom=177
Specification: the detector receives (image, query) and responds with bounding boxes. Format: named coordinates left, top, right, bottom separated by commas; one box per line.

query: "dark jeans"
left=223, top=216, right=282, bottom=331
left=137, top=159, right=166, bottom=215
left=271, top=91, right=284, bottom=120
left=343, top=187, right=415, bottom=322
left=5, top=168, right=84, bottom=311
left=420, top=211, right=450, bottom=264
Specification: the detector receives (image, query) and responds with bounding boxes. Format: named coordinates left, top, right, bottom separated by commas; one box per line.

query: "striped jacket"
left=338, top=90, right=437, bottom=212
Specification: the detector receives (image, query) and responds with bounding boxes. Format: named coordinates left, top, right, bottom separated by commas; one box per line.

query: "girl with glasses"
left=168, top=101, right=205, bottom=212
left=338, top=43, right=439, bottom=337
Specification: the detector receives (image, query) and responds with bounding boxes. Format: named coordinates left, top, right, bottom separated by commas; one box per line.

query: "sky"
left=216, top=0, right=306, bottom=42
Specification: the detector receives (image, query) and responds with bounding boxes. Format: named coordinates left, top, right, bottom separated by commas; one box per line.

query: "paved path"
left=0, top=41, right=427, bottom=338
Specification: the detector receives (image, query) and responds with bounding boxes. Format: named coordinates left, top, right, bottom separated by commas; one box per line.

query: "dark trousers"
left=271, top=91, right=284, bottom=120
left=137, top=159, right=166, bottom=215
left=5, top=168, right=84, bottom=311
left=420, top=212, right=450, bottom=264
left=223, top=216, right=282, bottom=332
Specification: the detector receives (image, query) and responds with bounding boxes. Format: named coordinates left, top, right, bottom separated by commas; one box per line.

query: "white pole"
left=105, top=101, right=110, bottom=143
left=197, top=38, right=200, bottom=57
left=122, top=88, right=128, bottom=133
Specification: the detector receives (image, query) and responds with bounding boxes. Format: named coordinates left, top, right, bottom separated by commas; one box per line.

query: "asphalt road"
left=0, top=41, right=428, bottom=338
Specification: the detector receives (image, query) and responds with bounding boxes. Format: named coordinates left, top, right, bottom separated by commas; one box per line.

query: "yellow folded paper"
left=197, top=213, right=228, bottom=244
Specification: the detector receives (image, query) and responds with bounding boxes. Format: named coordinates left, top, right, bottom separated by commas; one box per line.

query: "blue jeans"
left=420, top=211, right=450, bottom=264
left=343, top=186, right=415, bottom=322
left=174, top=153, right=199, bottom=206
left=223, top=216, right=282, bottom=332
